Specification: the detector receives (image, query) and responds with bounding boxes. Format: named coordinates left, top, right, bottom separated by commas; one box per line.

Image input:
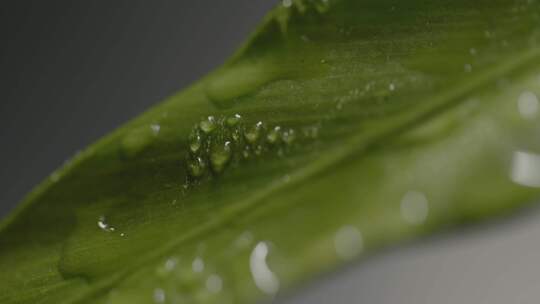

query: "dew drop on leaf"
left=517, top=90, right=539, bottom=119
left=97, top=216, right=115, bottom=232
left=189, top=129, right=203, bottom=153
left=153, top=288, right=166, bottom=303
left=205, top=274, right=223, bottom=294
left=400, top=191, right=429, bottom=225
left=199, top=116, right=217, bottom=134
left=188, top=157, right=207, bottom=177
left=510, top=151, right=540, bottom=188
left=334, top=225, right=363, bottom=260
left=150, top=124, right=161, bottom=135
left=266, top=126, right=282, bottom=144
left=254, top=145, right=264, bottom=156
left=245, top=122, right=263, bottom=144
left=210, top=141, right=232, bottom=173
left=250, top=242, right=280, bottom=295
left=226, top=113, right=242, bottom=127
left=192, top=256, right=205, bottom=273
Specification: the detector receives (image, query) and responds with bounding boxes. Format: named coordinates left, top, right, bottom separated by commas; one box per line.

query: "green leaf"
left=2, top=0, right=540, bottom=303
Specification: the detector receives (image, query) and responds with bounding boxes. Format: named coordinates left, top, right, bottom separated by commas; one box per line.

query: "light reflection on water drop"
left=153, top=288, right=166, bottom=303
left=206, top=274, right=223, bottom=294
left=517, top=91, right=539, bottom=119
left=334, top=225, right=363, bottom=260
left=510, top=151, right=540, bottom=188
left=164, top=257, right=178, bottom=272
left=400, top=191, right=429, bottom=225
left=150, top=124, right=161, bottom=135
left=250, top=242, right=280, bottom=295
left=226, top=113, right=242, bottom=127
left=199, top=116, right=217, bottom=134
left=192, top=256, right=205, bottom=273
left=97, top=216, right=115, bottom=232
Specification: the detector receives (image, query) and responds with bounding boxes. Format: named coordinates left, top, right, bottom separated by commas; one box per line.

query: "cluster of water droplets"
left=150, top=254, right=230, bottom=304
left=127, top=231, right=284, bottom=304
left=186, top=114, right=300, bottom=181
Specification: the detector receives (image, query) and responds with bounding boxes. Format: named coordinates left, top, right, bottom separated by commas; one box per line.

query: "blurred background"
left=1, top=1, right=540, bottom=303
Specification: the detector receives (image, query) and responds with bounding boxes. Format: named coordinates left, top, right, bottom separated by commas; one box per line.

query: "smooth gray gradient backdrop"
left=1, top=1, right=539, bottom=303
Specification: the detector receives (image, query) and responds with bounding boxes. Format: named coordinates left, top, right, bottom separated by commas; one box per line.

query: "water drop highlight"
left=250, top=242, right=280, bottom=295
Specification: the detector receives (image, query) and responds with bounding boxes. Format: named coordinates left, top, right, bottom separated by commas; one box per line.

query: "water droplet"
left=464, top=63, right=473, bottom=73
left=400, top=191, right=429, bottom=225
left=192, top=257, right=205, bottom=273
left=97, top=217, right=107, bottom=230
left=210, top=141, right=232, bottom=173
left=517, top=91, right=539, bottom=119
left=205, top=62, right=278, bottom=109
left=281, top=129, right=296, bottom=145
left=188, top=157, right=207, bottom=177
left=226, top=114, right=242, bottom=127
left=242, top=148, right=251, bottom=159
left=320, top=59, right=327, bottom=64
left=469, top=48, right=477, bottom=56
left=245, top=122, right=263, bottom=144
left=231, top=128, right=242, bottom=142
left=235, top=231, right=254, bottom=248
left=266, top=126, right=282, bottom=144
left=199, top=116, right=217, bottom=134
left=389, top=83, right=396, bottom=91
left=150, top=124, right=161, bottom=135
left=206, top=274, right=223, bottom=293
left=153, top=288, right=166, bottom=303
left=510, top=151, right=540, bottom=187
left=97, top=216, right=115, bottom=232
left=254, top=145, right=264, bottom=156
left=334, top=225, right=363, bottom=260
left=250, top=242, right=280, bottom=295
left=165, top=257, right=178, bottom=272
left=121, top=125, right=156, bottom=157
left=189, top=129, right=203, bottom=153
left=282, top=0, right=293, bottom=7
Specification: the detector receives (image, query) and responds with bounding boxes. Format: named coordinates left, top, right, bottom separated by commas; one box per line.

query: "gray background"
left=1, top=1, right=540, bottom=303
